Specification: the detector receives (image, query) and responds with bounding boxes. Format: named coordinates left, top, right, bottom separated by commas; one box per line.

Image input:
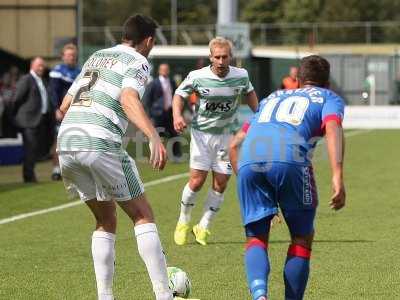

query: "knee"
left=291, top=231, right=314, bottom=250
left=96, top=214, right=117, bottom=233
left=212, top=180, right=228, bottom=193
left=134, top=214, right=154, bottom=226
left=128, top=197, right=155, bottom=225
left=189, top=177, right=205, bottom=192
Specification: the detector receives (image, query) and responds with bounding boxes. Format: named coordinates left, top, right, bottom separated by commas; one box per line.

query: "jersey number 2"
left=258, top=96, right=309, bottom=126
left=72, top=70, right=99, bottom=106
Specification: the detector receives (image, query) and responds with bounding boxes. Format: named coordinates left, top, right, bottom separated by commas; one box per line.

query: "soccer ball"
left=167, top=266, right=191, bottom=298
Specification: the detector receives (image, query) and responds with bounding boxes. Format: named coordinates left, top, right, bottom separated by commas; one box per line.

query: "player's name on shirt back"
left=85, top=55, right=119, bottom=70
left=272, top=87, right=324, bottom=103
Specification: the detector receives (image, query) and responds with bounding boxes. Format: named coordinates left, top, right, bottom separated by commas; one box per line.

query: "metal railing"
left=81, top=21, right=400, bottom=46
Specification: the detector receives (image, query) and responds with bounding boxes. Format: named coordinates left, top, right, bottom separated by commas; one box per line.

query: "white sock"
left=92, top=231, right=115, bottom=300
left=178, top=183, right=198, bottom=224
left=199, top=189, right=224, bottom=229
left=134, top=223, right=173, bottom=300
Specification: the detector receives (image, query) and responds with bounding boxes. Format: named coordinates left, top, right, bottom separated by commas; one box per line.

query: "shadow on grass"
left=0, top=181, right=53, bottom=194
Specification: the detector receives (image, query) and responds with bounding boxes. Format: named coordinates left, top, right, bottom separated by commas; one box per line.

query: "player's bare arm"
left=245, top=90, right=259, bottom=112
left=58, top=93, right=73, bottom=119
left=325, top=120, right=346, bottom=210
left=172, top=93, right=187, bottom=133
left=121, top=87, right=167, bottom=170
left=229, top=128, right=247, bottom=175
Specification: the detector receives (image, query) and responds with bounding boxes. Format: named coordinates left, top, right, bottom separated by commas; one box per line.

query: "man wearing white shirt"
left=143, top=63, right=182, bottom=159
left=13, top=57, right=55, bottom=182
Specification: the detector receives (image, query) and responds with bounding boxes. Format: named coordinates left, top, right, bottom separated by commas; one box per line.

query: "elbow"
left=172, top=94, right=183, bottom=105
left=121, top=88, right=139, bottom=103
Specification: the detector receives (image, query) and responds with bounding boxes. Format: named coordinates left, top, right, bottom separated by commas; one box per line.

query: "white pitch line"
left=0, top=172, right=189, bottom=226
left=315, top=129, right=371, bottom=148
left=344, top=129, right=372, bottom=138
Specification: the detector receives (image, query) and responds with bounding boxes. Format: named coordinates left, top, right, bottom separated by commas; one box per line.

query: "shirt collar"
left=208, top=65, right=231, bottom=80
left=30, top=70, right=41, bottom=81
left=115, top=44, right=146, bottom=60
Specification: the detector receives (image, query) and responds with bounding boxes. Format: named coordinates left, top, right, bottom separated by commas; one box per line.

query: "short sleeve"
left=242, top=69, right=254, bottom=94
left=321, top=91, right=345, bottom=128
left=245, top=71, right=255, bottom=93
left=246, top=80, right=254, bottom=94
left=67, top=71, right=84, bottom=98
left=175, top=72, right=194, bottom=98
left=67, top=81, right=79, bottom=98
left=121, top=59, right=150, bottom=99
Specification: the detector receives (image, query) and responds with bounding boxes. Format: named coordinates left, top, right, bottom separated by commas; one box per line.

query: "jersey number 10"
left=258, top=96, right=309, bottom=126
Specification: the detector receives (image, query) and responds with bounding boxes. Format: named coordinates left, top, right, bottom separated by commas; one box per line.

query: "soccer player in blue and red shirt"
left=229, top=55, right=346, bottom=300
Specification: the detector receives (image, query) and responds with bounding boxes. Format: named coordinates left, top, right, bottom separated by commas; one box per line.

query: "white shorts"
left=190, top=128, right=232, bottom=175
left=59, top=150, right=144, bottom=202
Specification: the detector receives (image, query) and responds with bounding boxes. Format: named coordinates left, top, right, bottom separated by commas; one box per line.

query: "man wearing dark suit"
left=143, top=63, right=181, bottom=159
left=13, top=57, right=55, bottom=182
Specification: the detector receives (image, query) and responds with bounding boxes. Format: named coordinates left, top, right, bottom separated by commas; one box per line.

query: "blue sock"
left=284, top=244, right=311, bottom=300
left=245, top=238, right=269, bottom=300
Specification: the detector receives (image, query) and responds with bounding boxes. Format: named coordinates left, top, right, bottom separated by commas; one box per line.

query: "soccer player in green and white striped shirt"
left=172, top=37, right=259, bottom=246
left=57, top=15, right=173, bottom=300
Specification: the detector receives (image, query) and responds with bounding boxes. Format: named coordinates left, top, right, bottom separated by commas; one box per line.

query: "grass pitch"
left=0, top=130, right=399, bottom=299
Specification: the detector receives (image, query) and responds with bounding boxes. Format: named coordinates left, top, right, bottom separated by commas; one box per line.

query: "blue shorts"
left=237, top=162, right=318, bottom=236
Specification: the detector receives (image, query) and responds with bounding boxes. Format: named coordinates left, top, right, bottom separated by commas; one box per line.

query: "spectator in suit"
left=143, top=63, right=181, bottom=159
left=281, top=66, right=300, bottom=90
left=49, top=43, right=80, bottom=180
left=13, top=57, right=55, bottom=183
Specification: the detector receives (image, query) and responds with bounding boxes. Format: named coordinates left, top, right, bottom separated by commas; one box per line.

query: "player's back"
left=57, top=44, right=149, bottom=153
left=239, top=87, right=344, bottom=168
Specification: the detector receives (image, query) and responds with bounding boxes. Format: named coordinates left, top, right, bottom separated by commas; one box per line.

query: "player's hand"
left=174, top=115, right=187, bottom=134
left=330, top=175, right=346, bottom=210
left=149, top=135, right=167, bottom=170
left=55, top=109, right=64, bottom=122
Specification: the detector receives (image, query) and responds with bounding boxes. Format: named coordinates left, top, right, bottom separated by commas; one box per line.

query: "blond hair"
left=209, top=37, right=233, bottom=56
left=62, top=43, right=77, bottom=55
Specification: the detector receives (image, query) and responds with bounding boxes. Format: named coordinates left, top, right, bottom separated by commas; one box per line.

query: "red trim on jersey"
left=242, top=121, right=250, bottom=133
left=287, top=244, right=311, bottom=259
left=321, top=114, right=342, bottom=129
left=246, top=237, right=268, bottom=250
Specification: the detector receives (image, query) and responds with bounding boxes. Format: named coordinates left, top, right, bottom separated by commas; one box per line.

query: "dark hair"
left=298, top=55, right=330, bottom=87
left=122, top=14, right=158, bottom=46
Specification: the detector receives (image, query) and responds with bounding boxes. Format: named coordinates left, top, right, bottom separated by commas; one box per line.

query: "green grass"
left=0, top=130, right=399, bottom=299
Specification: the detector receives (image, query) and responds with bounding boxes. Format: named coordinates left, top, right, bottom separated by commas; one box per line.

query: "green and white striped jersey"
left=57, top=44, right=150, bottom=152
left=175, top=65, right=254, bottom=134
